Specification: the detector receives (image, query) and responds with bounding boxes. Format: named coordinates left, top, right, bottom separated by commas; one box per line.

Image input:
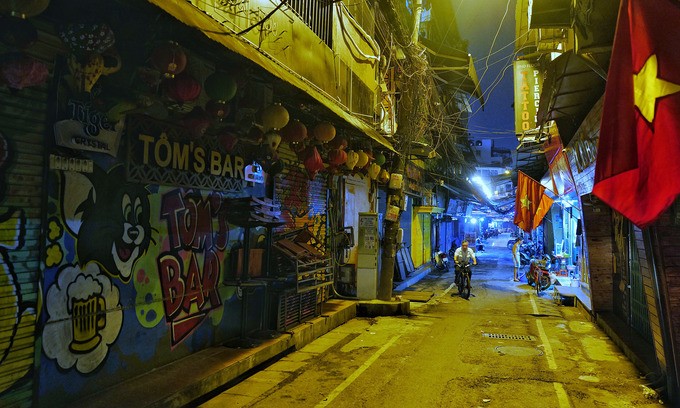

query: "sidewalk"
left=72, top=300, right=357, bottom=408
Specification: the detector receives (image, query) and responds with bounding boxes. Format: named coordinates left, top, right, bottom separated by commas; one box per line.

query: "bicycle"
left=455, top=262, right=472, bottom=299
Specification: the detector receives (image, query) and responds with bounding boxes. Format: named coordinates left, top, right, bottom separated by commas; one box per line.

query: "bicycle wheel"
left=461, top=273, right=471, bottom=299
left=457, top=275, right=464, bottom=295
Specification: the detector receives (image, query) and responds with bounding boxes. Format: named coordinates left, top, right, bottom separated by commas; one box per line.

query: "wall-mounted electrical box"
left=356, top=212, right=379, bottom=299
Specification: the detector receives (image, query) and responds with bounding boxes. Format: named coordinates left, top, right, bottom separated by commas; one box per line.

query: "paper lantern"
left=151, top=42, right=187, bottom=78
left=345, top=150, right=359, bottom=170
left=263, top=131, right=282, bottom=151
left=180, top=107, right=211, bottom=139
left=378, top=169, right=390, bottom=184
left=368, top=163, right=381, bottom=180
left=59, top=23, right=115, bottom=56
left=328, top=148, right=348, bottom=166
left=374, top=152, right=386, bottom=166
left=164, top=72, right=201, bottom=103
left=218, top=132, right=239, bottom=153
left=0, top=52, right=48, bottom=90
left=303, top=146, right=325, bottom=180
left=0, top=17, right=37, bottom=48
left=0, top=0, right=49, bottom=18
left=355, top=150, right=369, bottom=168
left=313, top=121, right=336, bottom=143
left=280, top=119, right=307, bottom=143
left=261, top=103, right=289, bottom=131
left=204, top=71, right=237, bottom=102
left=328, top=136, right=347, bottom=150
left=205, top=99, right=230, bottom=121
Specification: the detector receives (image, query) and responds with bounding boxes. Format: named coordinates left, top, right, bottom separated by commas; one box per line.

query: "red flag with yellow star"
left=593, top=0, right=680, bottom=227
left=514, top=171, right=554, bottom=233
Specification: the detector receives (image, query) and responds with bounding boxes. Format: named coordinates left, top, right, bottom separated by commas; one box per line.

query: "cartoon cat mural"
left=61, top=165, right=152, bottom=282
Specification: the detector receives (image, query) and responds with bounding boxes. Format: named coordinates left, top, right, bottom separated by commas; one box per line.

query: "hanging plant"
left=303, top=146, right=325, bottom=180
left=313, top=121, right=336, bottom=143
left=261, top=103, right=289, bottom=131
left=59, top=23, right=116, bottom=57
left=0, top=16, right=37, bottom=48
left=0, top=52, right=48, bottom=91
left=151, top=41, right=187, bottom=78
left=204, top=71, right=237, bottom=103
left=164, top=72, right=201, bottom=104
left=0, top=0, right=50, bottom=19
left=280, top=119, right=307, bottom=143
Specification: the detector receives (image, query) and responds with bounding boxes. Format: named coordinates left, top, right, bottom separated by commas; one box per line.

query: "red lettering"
left=203, top=249, right=221, bottom=306
left=182, top=253, right=205, bottom=311
left=158, top=254, right=184, bottom=317
left=160, top=191, right=184, bottom=250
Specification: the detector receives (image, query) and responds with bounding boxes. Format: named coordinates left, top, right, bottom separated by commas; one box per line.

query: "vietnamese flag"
left=514, top=171, right=554, bottom=233
left=593, top=0, right=680, bottom=227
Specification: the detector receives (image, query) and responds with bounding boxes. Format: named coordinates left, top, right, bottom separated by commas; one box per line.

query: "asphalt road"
left=198, top=234, right=662, bottom=407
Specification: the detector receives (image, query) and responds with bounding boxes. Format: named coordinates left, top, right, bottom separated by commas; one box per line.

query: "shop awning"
left=536, top=51, right=606, bottom=146
left=147, top=0, right=396, bottom=152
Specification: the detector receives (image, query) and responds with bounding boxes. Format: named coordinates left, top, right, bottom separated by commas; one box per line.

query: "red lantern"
left=280, top=119, right=307, bottom=143
left=151, top=42, right=187, bottom=78
left=218, top=132, right=239, bottom=153
left=328, top=148, right=348, bottom=166
left=303, top=146, right=325, bottom=180
left=180, top=107, right=211, bottom=139
left=164, top=72, right=201, bottom=104
left=313, top=122, right=336, bottom=143
left=205, top=99, right=230, bottom=121
left=0, top=52, right=48, bottom=91
left=329, top=137, right=347, bottom=150
left=0, top=0, right=50, bottom=19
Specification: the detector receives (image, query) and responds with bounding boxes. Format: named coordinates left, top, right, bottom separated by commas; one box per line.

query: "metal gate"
left=629, top=225, right=653, bottom=343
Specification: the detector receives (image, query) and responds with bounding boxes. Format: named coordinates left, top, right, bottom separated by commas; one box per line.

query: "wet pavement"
left=196, top=233, right=664, bottom=407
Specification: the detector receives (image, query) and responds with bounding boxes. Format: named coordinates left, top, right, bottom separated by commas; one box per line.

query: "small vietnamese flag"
left=593, top=0, right=680, bottom=227
left=514, top=171, right=554, bottom=233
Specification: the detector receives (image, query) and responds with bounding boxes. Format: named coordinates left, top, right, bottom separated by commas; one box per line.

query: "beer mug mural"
left=70, top=294, right=106, bottom=353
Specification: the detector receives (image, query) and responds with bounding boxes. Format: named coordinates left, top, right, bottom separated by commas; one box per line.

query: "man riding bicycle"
left=453, top=240, right=477, bottom=285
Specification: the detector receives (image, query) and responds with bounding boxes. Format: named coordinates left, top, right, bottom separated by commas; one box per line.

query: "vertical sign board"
left=513, top=60, right=543, bottom=134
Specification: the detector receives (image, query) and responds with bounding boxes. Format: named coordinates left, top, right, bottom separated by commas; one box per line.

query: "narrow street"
left=198, top=234, right=661, bottom=407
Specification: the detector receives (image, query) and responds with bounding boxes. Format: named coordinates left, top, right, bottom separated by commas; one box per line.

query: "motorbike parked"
left=525, top=255, right=554, bottom=294
left=433, top=248, right=449, bottom=271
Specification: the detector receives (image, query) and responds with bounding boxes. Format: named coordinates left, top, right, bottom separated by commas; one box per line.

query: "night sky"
left=452, top=0, right=518, bottom=151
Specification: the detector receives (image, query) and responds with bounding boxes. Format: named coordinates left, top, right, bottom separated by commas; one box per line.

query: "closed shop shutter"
left=0, top=27, right=61, bottom=407
left=274, top=145, right=328, bottom=249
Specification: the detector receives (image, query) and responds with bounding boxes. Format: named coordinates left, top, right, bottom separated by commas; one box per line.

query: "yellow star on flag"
left=634, top=54, right=680, bottom=123
left=520, top=195, right=531, bottom=209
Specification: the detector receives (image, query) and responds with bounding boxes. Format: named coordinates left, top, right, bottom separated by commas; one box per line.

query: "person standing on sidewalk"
left=512, top=237, right=523, bottom=282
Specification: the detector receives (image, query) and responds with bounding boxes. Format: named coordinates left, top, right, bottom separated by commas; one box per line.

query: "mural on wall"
left=278, top=166, right=326, bottom=245
left=43, top=165, right=151, bottom=373
left=0, top=132, right=35, bottom=394
left=154, top=188, right=228, bottom=346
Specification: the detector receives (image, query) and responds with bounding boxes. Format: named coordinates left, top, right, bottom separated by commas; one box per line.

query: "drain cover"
left=483, top=333, right=536, bottom=341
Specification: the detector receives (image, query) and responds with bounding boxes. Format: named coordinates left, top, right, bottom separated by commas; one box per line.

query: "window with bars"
left=286, top=0, right=333, bottom=47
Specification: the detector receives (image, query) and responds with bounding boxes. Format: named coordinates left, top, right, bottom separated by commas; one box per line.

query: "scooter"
left=433, top=249, right=449, bottom=271
left=525, top=255, right=553, bottom=294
